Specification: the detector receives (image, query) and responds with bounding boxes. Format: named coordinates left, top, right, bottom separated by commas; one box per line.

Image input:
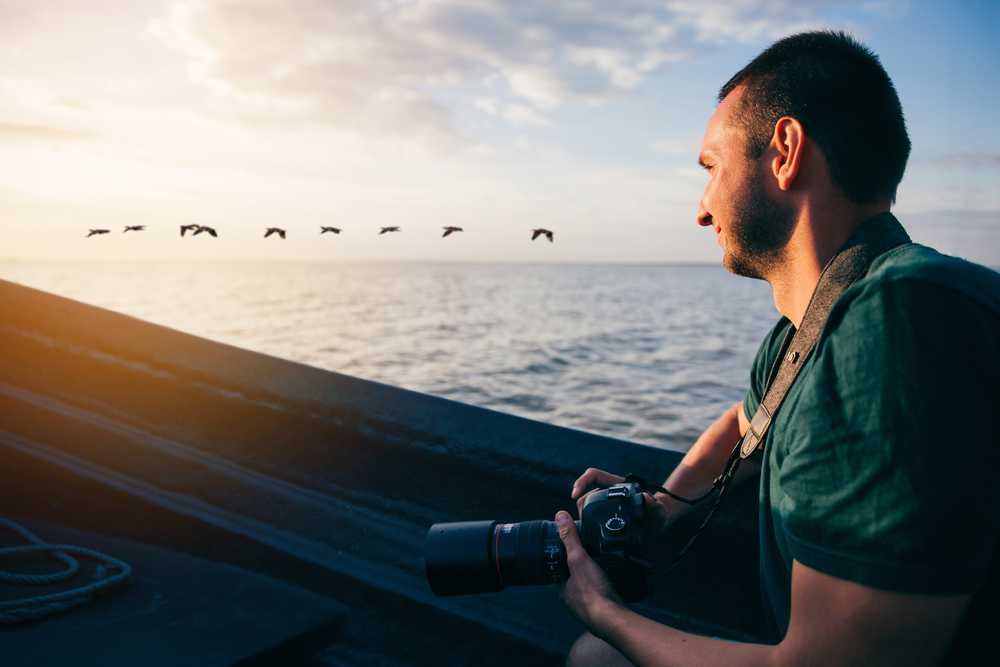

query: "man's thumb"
left=555, top=511, right=582, bottom=554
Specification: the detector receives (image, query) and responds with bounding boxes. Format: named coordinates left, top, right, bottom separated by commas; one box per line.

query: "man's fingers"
left=571, top=468, right=625, bottom=500
left=572, top=468, right=626, bottom=519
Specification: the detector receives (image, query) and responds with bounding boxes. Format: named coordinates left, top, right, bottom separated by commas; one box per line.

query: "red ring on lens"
left=494, top=524, right=506, bottom=586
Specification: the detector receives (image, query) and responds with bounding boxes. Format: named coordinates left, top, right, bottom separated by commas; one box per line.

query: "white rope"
left=0, top=519, right=132, bottom=624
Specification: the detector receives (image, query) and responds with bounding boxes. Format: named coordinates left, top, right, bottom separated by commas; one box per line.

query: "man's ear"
left=771, top=117, right=805, bottom=191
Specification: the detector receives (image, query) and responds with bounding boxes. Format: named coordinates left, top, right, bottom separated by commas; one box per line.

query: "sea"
left=0, top=262, right=779, bottom=452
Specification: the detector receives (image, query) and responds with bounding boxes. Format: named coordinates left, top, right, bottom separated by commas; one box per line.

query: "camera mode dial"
left=605, top=515, right=627, bottom=533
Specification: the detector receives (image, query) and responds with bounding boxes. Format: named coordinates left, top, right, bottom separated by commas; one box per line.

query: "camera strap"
left=629, top=212, right=910, bottom=576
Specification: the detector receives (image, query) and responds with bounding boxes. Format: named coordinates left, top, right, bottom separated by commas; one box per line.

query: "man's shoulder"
left=810, top=241, right=1000, bottom=412
left=861, top=242, right=1000, bottom=312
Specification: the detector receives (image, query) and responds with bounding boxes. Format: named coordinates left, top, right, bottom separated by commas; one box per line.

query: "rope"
left=0, top=519, right=80, bottom=585
left=0, top=519, right=133, bottom=625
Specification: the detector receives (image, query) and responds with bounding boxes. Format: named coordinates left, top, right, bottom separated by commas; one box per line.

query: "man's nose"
left=696, top=200, right=713, bottom=227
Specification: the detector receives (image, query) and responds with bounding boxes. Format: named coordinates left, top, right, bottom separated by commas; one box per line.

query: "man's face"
left=696, top=90, right=795, bottom=280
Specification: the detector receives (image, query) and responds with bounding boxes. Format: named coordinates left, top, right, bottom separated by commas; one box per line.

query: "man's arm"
left=572, top=402, right=758, bottom=530
left=555, top=513, right=970, bottom=667
left=655, top=400, right=756, bottom=522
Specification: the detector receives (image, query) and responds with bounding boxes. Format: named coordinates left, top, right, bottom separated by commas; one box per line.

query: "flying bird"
left=320, top=227, right=341, bottom=234
left=531, top=228, right=554, bottom=242
left=379, top=227, right=401, bottom=234
left=180, top=224, right=199, bottom=237
left=265, top=227, right=286, bottom=239
left=442, top=226, right=463, bottom=238
left=192, top=225, right=218, bottom=237
left=86, top=229, right=110, bottom=237
left=123, top=225, right=146, bottom=232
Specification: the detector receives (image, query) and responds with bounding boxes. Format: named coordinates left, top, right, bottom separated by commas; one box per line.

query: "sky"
left=1, top=0, right=998, bottom=265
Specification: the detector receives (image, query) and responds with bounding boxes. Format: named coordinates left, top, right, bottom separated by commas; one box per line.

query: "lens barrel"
left=425, top=520, right=503, bottom=597
left=425, top=519, right=575, bottom=597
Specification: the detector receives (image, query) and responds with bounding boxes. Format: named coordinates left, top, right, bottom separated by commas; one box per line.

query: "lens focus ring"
left=515, top=521, right=546, bottom=586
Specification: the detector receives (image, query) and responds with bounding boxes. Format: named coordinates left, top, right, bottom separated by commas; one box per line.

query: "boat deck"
left=0, top=278, right=766, bottom=665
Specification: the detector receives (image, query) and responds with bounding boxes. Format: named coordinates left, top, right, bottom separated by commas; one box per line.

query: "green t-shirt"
left=744, top=243, right=1000, bottom=657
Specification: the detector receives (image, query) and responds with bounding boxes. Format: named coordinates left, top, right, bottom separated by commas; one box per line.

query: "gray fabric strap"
left=739, top=212, right=911, bottom=459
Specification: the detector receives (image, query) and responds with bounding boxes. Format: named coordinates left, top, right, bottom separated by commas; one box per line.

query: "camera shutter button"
left=605, top=516, right=627, bottom=533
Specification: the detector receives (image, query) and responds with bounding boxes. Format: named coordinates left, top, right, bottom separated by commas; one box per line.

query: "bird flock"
left=85, top=225, right=556, bottom=242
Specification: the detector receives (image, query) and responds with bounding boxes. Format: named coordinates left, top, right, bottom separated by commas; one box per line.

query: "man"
left=556, top=31, right=999, bottom=666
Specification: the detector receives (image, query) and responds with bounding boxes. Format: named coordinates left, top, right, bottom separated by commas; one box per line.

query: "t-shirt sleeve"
left=773, top=277, right=1000, bottom=595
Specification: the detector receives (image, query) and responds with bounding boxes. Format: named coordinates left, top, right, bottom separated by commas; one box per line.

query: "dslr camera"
left=424, top=482, right=652, bottom=603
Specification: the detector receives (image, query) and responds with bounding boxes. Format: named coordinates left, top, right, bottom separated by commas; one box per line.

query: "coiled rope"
left=0, top=519, right=133, bottom=625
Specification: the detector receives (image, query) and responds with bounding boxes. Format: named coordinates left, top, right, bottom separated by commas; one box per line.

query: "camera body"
left=577, top=482, right=652, bottom=603
left=424, top=482, right=652, bottom=603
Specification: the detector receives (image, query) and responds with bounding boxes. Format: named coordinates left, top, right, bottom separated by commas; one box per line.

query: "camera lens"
left=425, top=519, right=576, bottom=597
left=494, top=520, right=568, bottom=587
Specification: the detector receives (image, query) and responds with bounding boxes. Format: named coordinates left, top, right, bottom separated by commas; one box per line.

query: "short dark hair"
left=719, top=30, right=909, bottom=205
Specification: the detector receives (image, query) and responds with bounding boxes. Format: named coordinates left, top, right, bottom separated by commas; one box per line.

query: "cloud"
left=50, top=97, right=93, bottom=111
left=665, top=0, right=859, bottom=42
left=503, top=103, right=550, bottom=126
left=0, top=119, right=95, bottom=142
left=477, top=98, right=550, bottom=126
left=152, top=0, right=865, bottom=141
left=474, top=98, right=500, bottom=116
left=937, top=153, right=1000, bottom=168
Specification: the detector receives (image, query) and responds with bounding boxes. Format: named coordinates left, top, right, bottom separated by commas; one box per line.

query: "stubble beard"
left=723, top=168, right=796, bottom=281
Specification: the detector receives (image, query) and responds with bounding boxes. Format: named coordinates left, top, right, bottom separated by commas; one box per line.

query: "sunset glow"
left=2, top=0, right=998, bottom=264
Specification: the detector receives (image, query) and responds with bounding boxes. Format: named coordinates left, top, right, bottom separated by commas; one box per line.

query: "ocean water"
left=0, top=262, right=779, bottom=451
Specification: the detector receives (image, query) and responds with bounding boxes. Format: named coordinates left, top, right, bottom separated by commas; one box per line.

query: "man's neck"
left=768, top=200, right=890, bottom=328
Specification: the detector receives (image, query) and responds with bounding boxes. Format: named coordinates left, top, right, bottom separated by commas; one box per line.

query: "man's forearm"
left=586, top=598, right=773, bottom=667
left=657, top=402, right=757, bottom=522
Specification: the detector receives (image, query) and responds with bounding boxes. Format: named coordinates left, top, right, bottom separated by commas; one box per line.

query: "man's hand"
left=571, top=469, right=624, bottom=517
left=570, top=402, right=752, bottom=531
left=555, top=511, right=623, bottom=631
left=571, top=469, right=671, bottom=536
left=571, top=468, right=624, bottom=504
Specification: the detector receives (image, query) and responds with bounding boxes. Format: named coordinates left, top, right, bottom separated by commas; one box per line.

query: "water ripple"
left=1, top=262, right=779, bottom=451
